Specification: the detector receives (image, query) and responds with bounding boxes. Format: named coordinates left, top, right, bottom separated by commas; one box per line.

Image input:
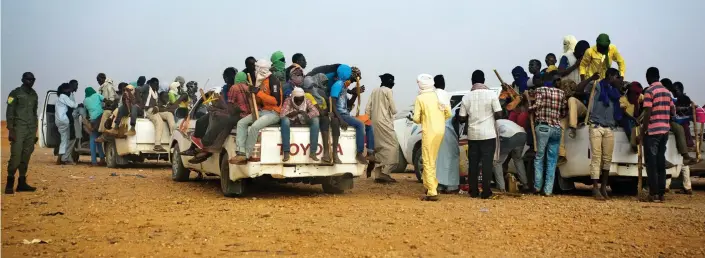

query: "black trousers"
left=319, top=115, right=340, bottom=137
left=644, top=133, right=668, bottom=196
left=468, top=138, right=496, bottom=197
left=194, top=114, right=210, bottom=138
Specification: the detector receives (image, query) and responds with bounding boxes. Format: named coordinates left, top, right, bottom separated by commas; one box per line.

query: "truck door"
left=40, top=90, right=60, bottom=148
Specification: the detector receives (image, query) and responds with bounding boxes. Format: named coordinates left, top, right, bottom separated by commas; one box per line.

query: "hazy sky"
left=2, top=0, right=705, bottom=119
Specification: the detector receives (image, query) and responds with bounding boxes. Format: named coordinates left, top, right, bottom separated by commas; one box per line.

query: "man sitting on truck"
left=280, top=87, right=320, bottom=162
left=142, top=78, right=175, bottom=152
left=107, top=84, right=139, bottom=136
left=230, top=59, right=283, bottom=164
left=188, top=70, right=248, bottom=164
left=330, top=64, right=373, bottom=164
left=302, top=73, right=338, bottom=164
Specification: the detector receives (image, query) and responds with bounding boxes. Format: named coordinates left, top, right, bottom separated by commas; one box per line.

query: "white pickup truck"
left=38, top=90, right=172, bottom=167
left=393, top=90, right=692, bottom=194
left=169, top=97, right=365, bottom=197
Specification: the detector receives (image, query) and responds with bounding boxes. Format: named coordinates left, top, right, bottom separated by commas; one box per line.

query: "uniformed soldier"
left=5, top=72, right=39, bottom=194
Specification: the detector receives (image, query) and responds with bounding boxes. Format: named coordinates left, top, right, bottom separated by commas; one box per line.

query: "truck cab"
left=170, top=97, right=365, bottom=197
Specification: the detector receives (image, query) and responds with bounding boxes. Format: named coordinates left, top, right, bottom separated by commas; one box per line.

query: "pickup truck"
left=169, top=97, right=365, bottom=197
left=393, top=89, right=694, bottom=194
left=39, top=90, right=172, bottom=167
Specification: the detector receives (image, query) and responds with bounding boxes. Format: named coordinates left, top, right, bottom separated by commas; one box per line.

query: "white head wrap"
left=417, top=74, right=435, bottom=93
left=255, top=59, right=273, bottom=88
left=563, top=35, right=578, bottom=54
left=169, top=82, right=180, bottom=93
left=292, top=87, right=305, bottom=97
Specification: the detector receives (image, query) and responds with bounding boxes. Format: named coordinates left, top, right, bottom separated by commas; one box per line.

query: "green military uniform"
left=6, top=85, right=39, bottom=178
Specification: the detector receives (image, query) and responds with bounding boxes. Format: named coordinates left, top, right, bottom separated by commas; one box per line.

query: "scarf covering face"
left=169, top=82, right=180, bottom=94
left=85, top=87, right=97, bottom=98
left=255, top=59, right=273, bottom=88
left=417, top=74, right=434, bottom=93
left=174, top=76, right=185, bottom=86
left=512, top=66, right=529, bottom=93
left=563, top=35, right=578, bottom=54
left=270, top=51, right=285, bottom=72
left=234, top=72, right=248, bottom=84
left=574, top=40, right=590, bottom=60
left=627, top=82, right=643, bottom=117
left=289, top=66, right=304, bottom=86
left=145, top=86, right=159, bottom=107
left=336, top=64, right=352, bottom=83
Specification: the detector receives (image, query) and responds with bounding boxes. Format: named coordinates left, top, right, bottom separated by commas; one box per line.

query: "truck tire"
left=220, top=153, right=246, bottom=197
left=322, top=174, right=354, bottom=194
left=171, top=145, right=190, bottom=182
left=104, top=141, right=118, bottom=168
left=412, top=146, right=422, bottom=182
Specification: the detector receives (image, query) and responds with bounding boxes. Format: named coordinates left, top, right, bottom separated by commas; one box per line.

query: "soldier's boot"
left=16, top=176, right=36, bottom=192
left=4, top=176, right=15, bottom=194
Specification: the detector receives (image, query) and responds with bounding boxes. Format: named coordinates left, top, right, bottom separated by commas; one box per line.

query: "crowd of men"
left=4, top=34, right=702, bottom=203
left=411, top=33, right=700, bottom=202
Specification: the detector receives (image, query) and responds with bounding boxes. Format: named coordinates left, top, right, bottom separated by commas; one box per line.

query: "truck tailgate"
left=259, top=127, right=358, bottom=165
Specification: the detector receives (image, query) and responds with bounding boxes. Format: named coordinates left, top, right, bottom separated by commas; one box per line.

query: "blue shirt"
left=83, top=94, right=105, bottom=120
left=558, top=56, right=570, bottom=70
left=329, top=81, right=348, bottom=115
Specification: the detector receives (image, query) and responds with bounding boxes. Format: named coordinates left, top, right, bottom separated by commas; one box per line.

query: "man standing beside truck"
left=641, top=67, right=674, bottom=203
left=5, top=72, right=39, bottom=194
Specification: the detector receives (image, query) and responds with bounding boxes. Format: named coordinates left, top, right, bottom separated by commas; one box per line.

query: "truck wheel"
left=412, top=147, right=422, bottom=183
left=322, top=174, right=354, bottom=194
left=171, top=145, right=190, bottom=182
left=220, top=153, right=246, bottom=197
left=104, top=141, right=118, bottom=168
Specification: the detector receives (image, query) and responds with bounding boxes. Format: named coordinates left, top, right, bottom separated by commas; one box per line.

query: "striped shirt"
left=643, top=82, right=675, bottom=135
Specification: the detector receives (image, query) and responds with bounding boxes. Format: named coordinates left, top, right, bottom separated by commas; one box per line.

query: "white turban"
left=169, top=82, right=180, bottom=93
left=292, top=87, right=305, bottom=97
left=417, top=74, right=435, bottom=93
left=255, top=59, right=273, bottom=88
left=563, top=35, right=577, bottom=54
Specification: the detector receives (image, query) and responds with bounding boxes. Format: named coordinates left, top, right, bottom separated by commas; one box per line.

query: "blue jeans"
left=534, top=124, right=562, bottom=194
left=340, top=114, right=374, bottom=153
left=236, top=111, right=281, bottom=157
left=90, top=130, right=106, bottom=164
left=281, top=117, right=320, bottom=154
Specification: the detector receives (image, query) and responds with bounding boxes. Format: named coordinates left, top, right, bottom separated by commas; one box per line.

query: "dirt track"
left=2, top=146, right=705, bottom=257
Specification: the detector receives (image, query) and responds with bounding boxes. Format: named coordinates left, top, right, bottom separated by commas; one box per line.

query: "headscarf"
left=574, top=40, right=590, bottom=60
left=563, top=35, right=578, bottom=54
left=511, top=66, right=529, bottom=93
left=380, top=73, right=395, bottom=88
left=351, top=66, right=362, bottom=81
left=627, top=82, right=643, bottom=117
left=270, top=51, right=285, bottom=72
left=289, top=66, right=304, bottom=86
left=417, top=74, right=434, bottom=93
left=336, top=64, right=352, bottom=82
left=433, top=75, right=445, bottom=89
left=85, top=87, right=97, bottom=98
left=169, top=82, right=180, bottom=94
left=292, top=87, right=305, bottom=97
left=174, top=76, right=185, bottom=86
left=596, top=33, right=611, bottom=70
left=234, top=72, right=248, bottom=84
left=125, top=84, right=135, bottom=91
left=255, top=59, right=273, bottom=88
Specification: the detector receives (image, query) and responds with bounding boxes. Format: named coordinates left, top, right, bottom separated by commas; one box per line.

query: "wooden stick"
left=524, top=92, right=538, bottom=152
left=584, top=81, right=599, bottom=125
left=247, top=74, right=259, bottom=120
left=636, top=127, right=643, bottom=197
left=355, top=77, right=361, bottom=116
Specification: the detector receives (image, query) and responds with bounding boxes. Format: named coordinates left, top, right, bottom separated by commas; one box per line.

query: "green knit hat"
left=596, top=33, right=611, bottom=47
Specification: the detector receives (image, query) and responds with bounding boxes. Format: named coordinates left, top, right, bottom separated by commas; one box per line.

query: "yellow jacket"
left=579, top=44, right=626, bottom=79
